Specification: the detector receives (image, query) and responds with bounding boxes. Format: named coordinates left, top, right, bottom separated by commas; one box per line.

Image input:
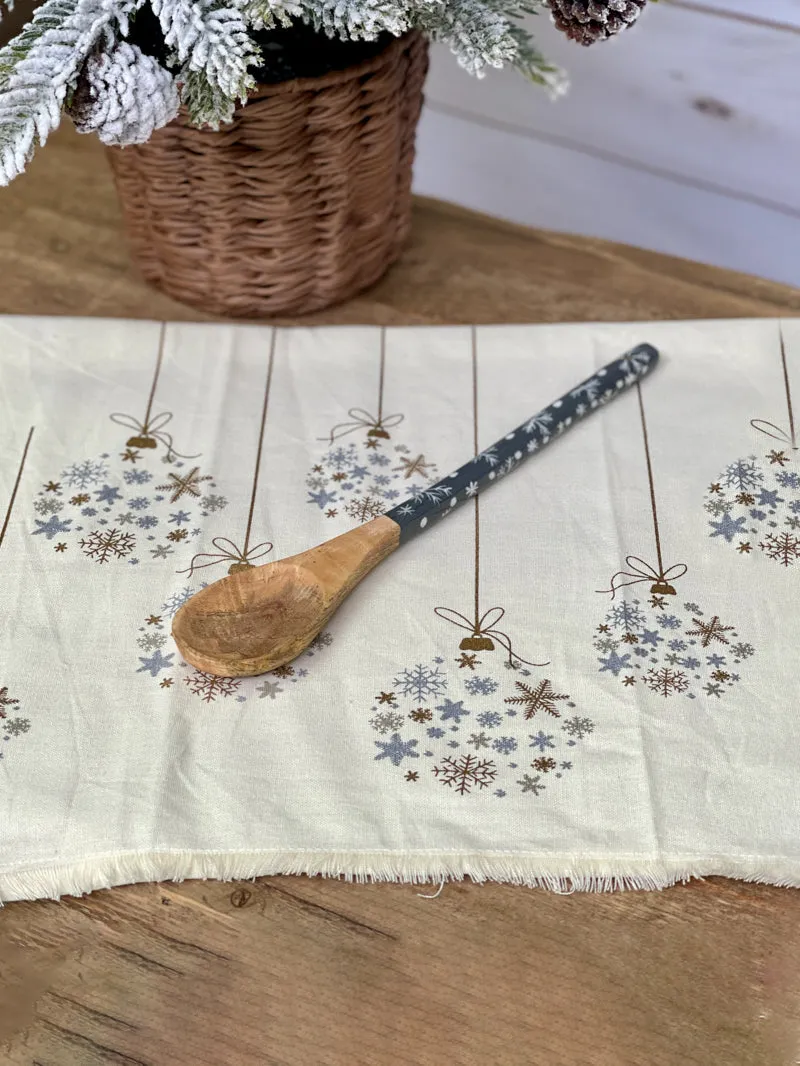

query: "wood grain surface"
left=2, top=125, right=800, bottom=1066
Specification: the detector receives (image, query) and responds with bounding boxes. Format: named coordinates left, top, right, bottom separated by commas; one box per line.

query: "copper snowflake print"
left=434, top=754, right=497, bottom=795
left=703, top=449, right=800, bottom=569
left=759, top=531, right=800, bottom=567
left=344, top=494, right=385, bottom=523
left=369, top=656, right=588, bottom=798
left=183, top=671, right=242, bottom=703
left=156, top=466, right=212, bottom=503
left=644, top=668, right=690, bottom=697
left=79, top=527, right=136, bottom=563
left=504, top=679, right=569, bottom=719
left=593, top=596, right=754, bottom=701
left=0, top=686, right=19, bottom=717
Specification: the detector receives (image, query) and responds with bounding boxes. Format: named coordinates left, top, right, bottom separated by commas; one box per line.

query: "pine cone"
left=67, top=42, right=179, bottom=147
left=547, top=0, right=648, bottom=46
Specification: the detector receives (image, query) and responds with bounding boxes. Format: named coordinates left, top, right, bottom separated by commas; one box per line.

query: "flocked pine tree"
left=0, top=0, right=650, bottom=183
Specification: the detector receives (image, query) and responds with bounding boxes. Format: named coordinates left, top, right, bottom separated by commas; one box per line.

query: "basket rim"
left=245, top=29, right=423, bottom=101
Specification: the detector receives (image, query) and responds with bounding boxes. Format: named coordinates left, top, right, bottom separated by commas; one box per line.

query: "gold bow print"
left=598, top=556, right=688, bottom=599
left=178, top=537, right=274, bottom=577
left=110, top=411, right=200, bottom=461
left=433, top=606, right=549, bottom=667
left=319, top=408, right=404, bottom=444
left=750, top=419, right=797, bottom=450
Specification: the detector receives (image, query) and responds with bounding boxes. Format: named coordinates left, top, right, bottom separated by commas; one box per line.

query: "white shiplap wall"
left=412, top=0, right=800, bottom=286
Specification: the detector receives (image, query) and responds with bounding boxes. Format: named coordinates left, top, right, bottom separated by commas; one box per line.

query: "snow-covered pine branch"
left=178, top=65, right=235, bottom=127
left=0, top=0, right=137, bottom=184
left=150, top=0, right=259, bottom=101
left=67, top=39, right=180, bottom=143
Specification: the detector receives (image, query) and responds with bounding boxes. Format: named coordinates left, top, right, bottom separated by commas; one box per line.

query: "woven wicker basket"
left=106, top=32, right=429, bottom=317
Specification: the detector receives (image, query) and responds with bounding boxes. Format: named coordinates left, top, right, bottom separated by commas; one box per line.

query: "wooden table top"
left=2, top=126, right=800, bottom=1066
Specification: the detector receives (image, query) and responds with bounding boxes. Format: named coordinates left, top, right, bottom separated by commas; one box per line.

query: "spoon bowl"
left=173, top=515, right=400, bottom=676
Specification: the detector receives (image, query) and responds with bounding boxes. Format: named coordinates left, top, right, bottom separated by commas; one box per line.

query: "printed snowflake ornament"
left=306, top=435, right=439, bottom=525
left=305, top=329, right=438, bottom=524
left=703, top=453, right=799, bottom=569
left=370, top=655, right=591, bottom=799
left=30, top=331, right=227, bottom=566
left=595, top=379, right=755, bottom=701
left=31, top=451, right=227, bottom=566
left=703, top=333, right=799, bottom=569
left=592, top=596, right=754, bottom=700
left=133, top=585, right=335, bottom=705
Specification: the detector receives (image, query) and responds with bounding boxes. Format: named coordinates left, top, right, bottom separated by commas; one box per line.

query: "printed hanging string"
left=435, top=326, right=547, bottom=668
left=1, top=427, right=34, bottom=554
left=180, top=329, right=277, bottom=577
left=319, top=329, right=403, bottom=443
left=750, top=328, right=797, bottom=451
left=598, top=381, right=687, bottom=599
left=109, top=324, right=198, bottom=461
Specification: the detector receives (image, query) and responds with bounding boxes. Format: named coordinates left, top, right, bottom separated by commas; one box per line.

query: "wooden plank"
left=670, top=0, right=800, bottom=29
left=1, top=124, right=800, bottom=1066
left=413, top=106, right=800, bottom=288
left=425, top=3, right=800, bottom=213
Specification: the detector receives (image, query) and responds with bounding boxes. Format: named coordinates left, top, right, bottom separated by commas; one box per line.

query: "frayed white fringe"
left=3, top=850, right=800, bottom=903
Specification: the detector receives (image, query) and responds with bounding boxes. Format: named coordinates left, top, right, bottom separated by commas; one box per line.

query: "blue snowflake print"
left=706, top=653, right=726, bottom=668
left=169, top=510, right=192, bottom=524
left=731, top=642, right=754, bottom=659
left=657, top=615, right=681, bottom=630
left=61, top=459, right=108, bottom=489
left=123, top=469, right=153, bottom=485
left=681, top=656, right=701, bottom=670
left=777, top=471, right=800, bottom=489
left=117, top=512, right=136, bottom=525
left=668, top=639, right=687, bottom=652
left=529, top=731, right=555, bottom=751
left=95, top=484, right=123, bottom=503
left=81, top=507, right=97, bottom=517
left=161, top=587, right=194, bottom=616
left=373, top=474, right=391, bottom=486
left=491, top=736, right=517, bottom=755
left=709, top=513, right=748, bottom=542
left=392, top=663, right=447, bottom=701
left=427, top=727, right=445, bottom=739
left=128, top=497, right=150, bottom=511
left=436, top=698, right=470, bottom=724
left=723, top=458, right=762, bottom=492
left=750, top=509, right=767, bottom=522
left=307, top=488, right=338, bottom=509
left=374, top=734, right=419, bottom=766
left=757, top=488, right=783, bottom=509
left=562, top=716, right=594, bottom=740
left=137, top=515, right=158, bottom=529
left=633, top=646, right=650, bottom=658
left=477, top=711, right=503, bottom=728
left=598, top=651, right=632, bottom=676
left=608, top=602, right=645, bottom=630
left=325, top=445, right=357, bottom=468
left=136, top=649, right=175, bottom=677
left=369, top=453, right=391, bottom=467
left=32, top=514, right=73, bottom=539
left=684, top=603, right=702, bottom=614
left=464, top=676, right=499, bottom=696
left=639, top=629, right=663, bottom=647
left=349, top=464, right=369, bottom=482
left=789, top=500, right=800, bottom=515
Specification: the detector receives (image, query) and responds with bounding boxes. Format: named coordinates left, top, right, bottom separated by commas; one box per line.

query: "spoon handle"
left=384, top=342, right=659, bottom=542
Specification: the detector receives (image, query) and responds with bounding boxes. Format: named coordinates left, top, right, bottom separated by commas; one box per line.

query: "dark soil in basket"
left=128, top=8, right=395, bottom=86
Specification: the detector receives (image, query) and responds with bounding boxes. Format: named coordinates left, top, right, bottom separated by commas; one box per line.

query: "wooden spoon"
left=172, top=344, right=659, bottom=677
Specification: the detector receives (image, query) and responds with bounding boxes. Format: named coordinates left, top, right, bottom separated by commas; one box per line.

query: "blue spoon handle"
left=384, top=342, right=659, bottom=542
